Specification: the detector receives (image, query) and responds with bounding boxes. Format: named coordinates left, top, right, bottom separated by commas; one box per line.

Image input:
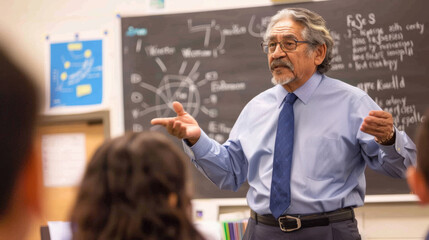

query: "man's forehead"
left=268, top=19, right=303, bottom=39
left=268, top=34, right=298, bottom=41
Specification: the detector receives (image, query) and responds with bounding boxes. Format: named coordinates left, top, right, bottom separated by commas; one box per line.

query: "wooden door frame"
left=37, top=110, right=110, bottom=138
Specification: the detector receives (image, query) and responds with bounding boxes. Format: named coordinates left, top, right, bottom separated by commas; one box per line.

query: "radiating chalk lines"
left=130, top=60, right=219, bottom=130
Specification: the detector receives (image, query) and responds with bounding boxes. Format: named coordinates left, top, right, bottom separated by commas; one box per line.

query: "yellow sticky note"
left=76, top=84, right=92, bottom=97
left=68, top=43, right=82, bottom=51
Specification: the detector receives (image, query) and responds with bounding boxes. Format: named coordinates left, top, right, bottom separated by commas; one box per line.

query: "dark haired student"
left=0, top=47, right=41, bottom=240
left=70, top=131, right=205, bottom=240
left=407, top=109, right=429, bottom=240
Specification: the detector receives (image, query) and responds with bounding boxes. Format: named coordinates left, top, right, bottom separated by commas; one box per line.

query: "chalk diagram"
left=127, top=16, right=260, bottom=133
left=129, top=60, right=220, bottom=132
left=129, top=19, right=231, bottom=132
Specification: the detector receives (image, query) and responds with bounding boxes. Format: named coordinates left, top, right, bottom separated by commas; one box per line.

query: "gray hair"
left=264, top=8, right=334, bottom=74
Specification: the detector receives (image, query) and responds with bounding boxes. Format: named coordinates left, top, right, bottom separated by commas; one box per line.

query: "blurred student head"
left=407, top=109, right=429, bottom=203
left=70, top=131, right=204, bottom=240
left=0, top=47, right=40, bottom=239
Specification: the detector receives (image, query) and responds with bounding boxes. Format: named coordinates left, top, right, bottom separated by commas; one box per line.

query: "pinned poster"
left=45, top=31, right=107, bottom=114
left=50, top=40, right=102, bottom=107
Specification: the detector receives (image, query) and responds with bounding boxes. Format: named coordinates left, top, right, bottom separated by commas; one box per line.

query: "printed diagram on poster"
left=45, top=30, right=107, bottom=115
left=49, top=39, right=102, bottom=108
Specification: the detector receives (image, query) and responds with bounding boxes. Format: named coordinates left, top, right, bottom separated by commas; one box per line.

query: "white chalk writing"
left=211, top=80, right=246, bottom=93
left=145, top=45, right=176, bottom=56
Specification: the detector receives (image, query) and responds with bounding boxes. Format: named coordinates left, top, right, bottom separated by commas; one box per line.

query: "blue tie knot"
left=285, top=93, right=298, bottom=104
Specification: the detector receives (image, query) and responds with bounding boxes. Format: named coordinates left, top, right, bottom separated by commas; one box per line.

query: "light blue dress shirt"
left=184, top=72, right=416, bottom=215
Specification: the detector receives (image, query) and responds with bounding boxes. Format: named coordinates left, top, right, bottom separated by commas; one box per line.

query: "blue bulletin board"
left=49, top=40, right=103, bottom=107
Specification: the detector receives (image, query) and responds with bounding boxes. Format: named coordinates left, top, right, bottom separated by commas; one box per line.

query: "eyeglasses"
left=261, top=39, right=312, bottom=54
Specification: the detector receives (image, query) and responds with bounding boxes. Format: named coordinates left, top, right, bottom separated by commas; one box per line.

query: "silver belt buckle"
left=278, top=215, right=301, bottom=232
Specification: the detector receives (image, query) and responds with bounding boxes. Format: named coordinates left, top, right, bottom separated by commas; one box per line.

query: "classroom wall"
left=0, top=0, right=428, bottom=239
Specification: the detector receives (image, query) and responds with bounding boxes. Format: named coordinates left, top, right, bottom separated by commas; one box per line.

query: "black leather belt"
left=250, top=207, right=355, bottom=232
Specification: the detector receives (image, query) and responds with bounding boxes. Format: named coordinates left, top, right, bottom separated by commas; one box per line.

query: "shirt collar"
left=274, top=72, right=323, bottom=108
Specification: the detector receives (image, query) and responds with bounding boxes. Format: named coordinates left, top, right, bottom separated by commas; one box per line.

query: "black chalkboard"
left=121, top=0, right=429, bottom=198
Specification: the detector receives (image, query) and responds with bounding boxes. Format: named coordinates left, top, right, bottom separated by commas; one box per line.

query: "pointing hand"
left=151, top=101, right=201, bottom=145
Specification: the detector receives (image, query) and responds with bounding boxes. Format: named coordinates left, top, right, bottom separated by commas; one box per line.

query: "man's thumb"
left=172, top=101, right=186, bottom=116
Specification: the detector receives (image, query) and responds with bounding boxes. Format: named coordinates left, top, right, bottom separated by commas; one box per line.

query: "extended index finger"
left=151, top=117, right=172, bottom=126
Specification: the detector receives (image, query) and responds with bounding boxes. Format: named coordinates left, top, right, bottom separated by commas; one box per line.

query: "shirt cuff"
left=390, top=127, right=408, bottom=157
left=182, top=140, right=195, bottom=159
left=189, top=130, right=213, bottom=159
left=378, top=142, right=398, bottom=156
left=378, top=127, right=404, bottom=157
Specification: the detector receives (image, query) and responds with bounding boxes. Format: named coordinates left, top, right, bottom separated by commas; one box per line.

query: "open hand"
left=151, top=101, right=201, bottom=145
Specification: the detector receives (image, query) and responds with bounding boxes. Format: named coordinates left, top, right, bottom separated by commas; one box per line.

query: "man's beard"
left=271, top=75, right=296, bottom=85
left=270, top=59, right=295, bottom=85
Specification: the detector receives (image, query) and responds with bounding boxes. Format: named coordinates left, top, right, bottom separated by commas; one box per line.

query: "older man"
left=152, top=8, right=416, bottom=240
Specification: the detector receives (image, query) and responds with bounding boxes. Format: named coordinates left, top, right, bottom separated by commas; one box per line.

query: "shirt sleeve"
left=356, top=95, right=417, bottom=178
left=182, top=129, right=248, bottom=191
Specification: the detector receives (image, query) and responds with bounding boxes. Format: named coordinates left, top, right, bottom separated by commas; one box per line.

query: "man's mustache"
left=270, top=59, right=294, bottom=71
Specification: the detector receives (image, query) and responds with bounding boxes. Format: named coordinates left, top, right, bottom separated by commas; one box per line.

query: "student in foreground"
left=0, top=47, right=41, bottom=240
left=407, top=109, right=429, bottom=240
left=70, top=131, right=205, bottom=240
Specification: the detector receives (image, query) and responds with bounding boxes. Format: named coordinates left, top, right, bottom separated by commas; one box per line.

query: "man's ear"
left=314, top=43, right=327, bottom=66
left=407, top=167, right=429, bottom=204
left=17, top=143, right=42, bottom=217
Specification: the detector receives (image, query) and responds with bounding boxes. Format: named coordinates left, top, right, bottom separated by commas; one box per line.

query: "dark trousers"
left=243, top=217, right=361, bottom=240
